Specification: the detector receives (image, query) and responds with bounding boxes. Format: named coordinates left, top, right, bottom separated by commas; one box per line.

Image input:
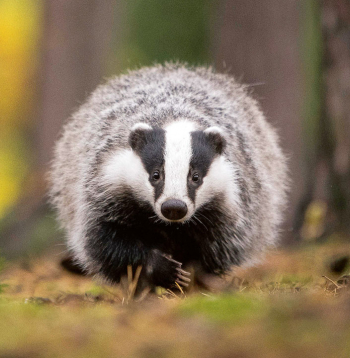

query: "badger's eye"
left=152, top=171, right=160, bottom=181
left=192, top=173, right=199, bottom=182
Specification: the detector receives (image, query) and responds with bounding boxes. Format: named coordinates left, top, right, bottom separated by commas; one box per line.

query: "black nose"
left=161, top=199, right=188, bottom=220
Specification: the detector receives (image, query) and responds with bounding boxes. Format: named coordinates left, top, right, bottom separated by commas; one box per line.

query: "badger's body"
left=50, top=64, right=288, bottom=290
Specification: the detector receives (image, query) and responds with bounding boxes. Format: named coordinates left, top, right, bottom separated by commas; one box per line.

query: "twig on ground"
left=322, top=275, right=340, bottom=289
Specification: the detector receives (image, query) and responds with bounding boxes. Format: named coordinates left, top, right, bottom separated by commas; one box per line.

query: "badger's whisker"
left=197, top=212, right=214, bottom=227
left=188, top=217, right=197, bottom=226
left=193, top=215, right=208, bottom=231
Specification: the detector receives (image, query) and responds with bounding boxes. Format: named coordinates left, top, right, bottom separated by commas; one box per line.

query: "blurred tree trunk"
left=212, top=0, right=306, bottom=243
left=0, top=0, right=116, bottom=256
left=212, top=0, right=350, bottom=243
left=295, top=0, right=350, bottom=240
left=319, top=0, right=350, bottom=232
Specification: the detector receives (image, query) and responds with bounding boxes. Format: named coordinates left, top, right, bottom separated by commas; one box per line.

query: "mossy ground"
left=1, top=237, right=350, bottom=358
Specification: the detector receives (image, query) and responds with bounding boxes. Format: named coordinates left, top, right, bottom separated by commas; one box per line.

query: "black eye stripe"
left=188, top=131, right=217, bottom=201
left=137, top=128, right=166, bottom=201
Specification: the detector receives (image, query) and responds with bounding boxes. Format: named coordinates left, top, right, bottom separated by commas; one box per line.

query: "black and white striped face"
left=103, top=120, right=236, bottom=223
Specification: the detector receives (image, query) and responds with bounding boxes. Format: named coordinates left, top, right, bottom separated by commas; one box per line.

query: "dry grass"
left=0, top=236, right=350, bottom=358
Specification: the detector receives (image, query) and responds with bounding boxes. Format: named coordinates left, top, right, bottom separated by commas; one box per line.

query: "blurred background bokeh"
left=0, top=0, right=349, bottom=258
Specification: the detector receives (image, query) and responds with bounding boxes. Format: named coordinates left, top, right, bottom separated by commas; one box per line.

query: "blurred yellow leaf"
left=0, top=0, right=42, bottom=218
left=301, top=200, right=327, bottom=241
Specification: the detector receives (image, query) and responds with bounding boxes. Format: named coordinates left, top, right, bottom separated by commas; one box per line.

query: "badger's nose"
left=161, top=199, right=188, bottom=220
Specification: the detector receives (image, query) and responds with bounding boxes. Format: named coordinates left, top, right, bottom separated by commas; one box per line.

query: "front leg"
left=85, top=221, right=190, bottom=290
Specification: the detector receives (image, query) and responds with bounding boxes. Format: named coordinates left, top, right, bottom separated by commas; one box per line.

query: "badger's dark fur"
left=49, top=63, right=288, bottom=290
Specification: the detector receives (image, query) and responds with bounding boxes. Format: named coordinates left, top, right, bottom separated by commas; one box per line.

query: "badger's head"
left=102, top=120, right=238, bottom=223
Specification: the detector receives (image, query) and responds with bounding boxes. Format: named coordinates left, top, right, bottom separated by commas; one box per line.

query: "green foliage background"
left=119, top=0, right=213, bottom=68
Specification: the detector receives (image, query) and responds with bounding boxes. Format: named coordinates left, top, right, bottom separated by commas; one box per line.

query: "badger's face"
left=103, top=120, right=237, bottom=223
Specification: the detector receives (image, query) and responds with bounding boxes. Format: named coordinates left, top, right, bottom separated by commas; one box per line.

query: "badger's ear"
left=129, top=123, right=152, bottom=152
left=204, top=126, right=226, bottom=155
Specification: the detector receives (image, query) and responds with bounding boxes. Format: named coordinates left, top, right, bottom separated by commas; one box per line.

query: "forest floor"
left=0, top=236, right=350, bottom=358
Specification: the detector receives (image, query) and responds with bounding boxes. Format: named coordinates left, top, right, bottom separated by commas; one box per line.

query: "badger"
left=49, top=63, right=288, bottom=291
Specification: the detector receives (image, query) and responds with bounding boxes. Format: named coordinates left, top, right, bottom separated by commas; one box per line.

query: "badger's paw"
left=148, top=251, right=191, bottom=289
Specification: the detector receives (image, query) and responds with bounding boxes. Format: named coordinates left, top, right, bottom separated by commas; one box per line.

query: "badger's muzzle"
left=161, top=199, right=188, bottom=221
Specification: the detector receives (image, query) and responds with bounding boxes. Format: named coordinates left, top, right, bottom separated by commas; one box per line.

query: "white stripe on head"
left=155, top=121, right=195, bottom=218
left=163, top=120, right=195, bottom=200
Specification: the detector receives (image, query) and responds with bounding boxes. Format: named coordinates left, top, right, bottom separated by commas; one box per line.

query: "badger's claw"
left=175, top=267, right=191, bottom=287
left=176, top=267, right=191, bottom=276
left=149, top=251, right=191, bottom=289
left=167, top=259, right=191, bottom=286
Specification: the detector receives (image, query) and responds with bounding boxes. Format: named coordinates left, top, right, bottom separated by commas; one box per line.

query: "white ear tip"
left=131, top=123, right=152, bottom=132
left=204, top=126, right=223, bottom=135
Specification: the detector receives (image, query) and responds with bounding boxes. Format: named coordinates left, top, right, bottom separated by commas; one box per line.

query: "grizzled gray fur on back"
left=49, top=63, right=288, bottom=290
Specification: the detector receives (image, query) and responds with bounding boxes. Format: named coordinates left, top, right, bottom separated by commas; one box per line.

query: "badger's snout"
left=161, top=199, right=188, bottom=221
